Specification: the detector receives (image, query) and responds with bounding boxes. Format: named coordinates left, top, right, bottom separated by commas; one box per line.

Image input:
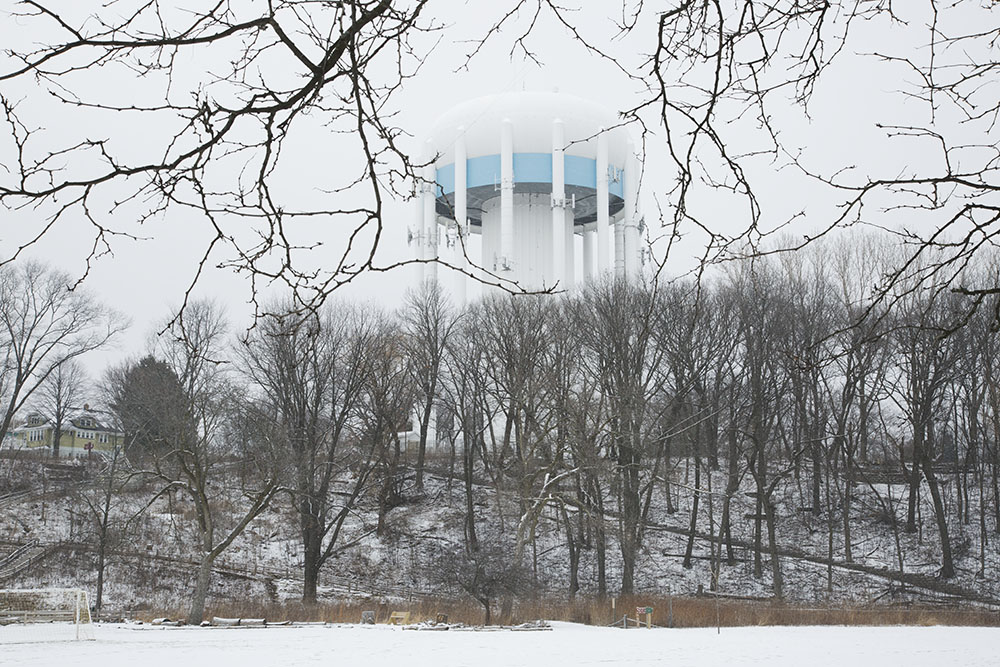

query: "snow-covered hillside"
left=2, top=450, right=998, bottom=620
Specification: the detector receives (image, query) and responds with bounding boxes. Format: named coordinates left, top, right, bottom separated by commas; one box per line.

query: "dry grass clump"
left=600, top=595, right=1000, bottom=628
left=131, top=594, right=1000, bottom=628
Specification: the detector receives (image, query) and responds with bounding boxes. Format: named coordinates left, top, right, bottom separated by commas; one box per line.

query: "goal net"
left=0, top=589, right=95, bottom=642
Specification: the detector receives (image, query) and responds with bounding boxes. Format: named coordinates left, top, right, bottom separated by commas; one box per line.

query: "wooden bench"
left=388, top=611, right=410, bottom=625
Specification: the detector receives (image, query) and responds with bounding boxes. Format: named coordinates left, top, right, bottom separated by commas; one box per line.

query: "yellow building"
left=12, top=406, right=123, bottom=457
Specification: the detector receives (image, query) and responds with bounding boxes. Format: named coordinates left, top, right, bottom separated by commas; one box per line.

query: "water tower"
left=412, top=91, right=641, bottom=299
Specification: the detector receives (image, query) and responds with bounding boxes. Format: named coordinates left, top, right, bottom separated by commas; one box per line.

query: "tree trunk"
left=594, top=517, right=607, bottom=596
left=811, top=440, right=822, bottom=516
left=723, top=425, right=739, bottom=564
left=763, top=497, right=783, bottom=599
left=620, top=547, right=636, bottom=596
left=979, top=452, right=987, bottom=575
left=842, top=437, right=854, bottom=563
left=592, top=474, right=607, bottom=596
left=920, top=453, right=955, bottom=578
left=707, top=395, right=720, bottom=469
left=188, top=556, right=214, bottom=625
left=376, top=437, right=401, bottom=537
left=905, top=433, right=921, bottom=534
left=663, top=437, right=676, bottom=514
left=415, top=399, right=433, bottom=492
left=859, top=382, right=869, bottom=462
left=721, top=495, right=734, bottom=565
left=563, top=506, right=579, bottom=598
left=993, top=450, right=1000, bottom=535
left=579, top=470, right=608, bottom=595
left=618, top=434, right=641, bottom=595
left=843, top=479, right=853, bottom=563
left=95, top=535, right=107, bottom=614
left=683, top=451, right=701, bottom=569
left=482, top=600, right=492, bottom=626
left=301, top=509, right=322, bottom=604
left=753, top=449, right=765, bottom=579
left=463, top=425, right=478, bottom=553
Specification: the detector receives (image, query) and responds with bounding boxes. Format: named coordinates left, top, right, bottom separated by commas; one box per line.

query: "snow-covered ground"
left=4, top=622, right=999, bottom=667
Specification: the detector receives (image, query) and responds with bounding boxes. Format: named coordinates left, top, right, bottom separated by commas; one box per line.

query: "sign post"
left=636, top=606, right=653, bottom=629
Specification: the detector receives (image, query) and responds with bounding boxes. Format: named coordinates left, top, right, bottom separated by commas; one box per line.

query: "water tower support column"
left=455, top=127, right=468, bottom=305
left=413, top=196, right=425, bottom=284
left=597, top=130, right=611, bottom=276
left=583, top=228, right=595, bottom=282
left=552, top=119, right=566, bottom=289
left=500, top=119, right=515, bottom=284
left=624, top=140, right=639, bottom=281
left=423, top=140, right=438, bottom=283
left=564, top=212, right=575, bottom=290
left=614, top=216, right=625, bottom=279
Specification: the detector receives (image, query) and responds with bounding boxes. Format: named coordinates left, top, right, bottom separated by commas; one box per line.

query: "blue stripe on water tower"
left=512, top=153, right=551, bottom=182
left=436, top=154, right=624, bottom=198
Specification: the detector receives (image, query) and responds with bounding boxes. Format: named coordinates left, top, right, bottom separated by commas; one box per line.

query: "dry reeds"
left=129, top=594, right=1000, bottom=628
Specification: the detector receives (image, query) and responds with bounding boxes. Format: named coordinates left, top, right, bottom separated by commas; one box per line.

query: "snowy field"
left=3, top=622, right=999, bottom=667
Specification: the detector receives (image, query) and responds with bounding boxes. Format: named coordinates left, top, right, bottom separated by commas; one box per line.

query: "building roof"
left=424, top=91, right=633, bottom=165
left=13, top=406, right=120, bottom=435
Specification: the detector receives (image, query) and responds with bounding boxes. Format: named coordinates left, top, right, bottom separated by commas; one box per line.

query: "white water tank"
left=414, top=91, right=641, bottom=296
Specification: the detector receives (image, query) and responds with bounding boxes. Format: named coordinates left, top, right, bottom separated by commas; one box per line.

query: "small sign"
left=637, top=606, right=653, bottom=614
left=84, top=442, right=93, bottom=451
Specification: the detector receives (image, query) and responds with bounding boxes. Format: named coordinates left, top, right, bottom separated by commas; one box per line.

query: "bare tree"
left=400, top=281, right=459, bottom=492
left=571, top=278, right=668, bottom=595
left=891, top=284, right=961, bottom=578
left=823, top=238, right=894, bottom=563
left=728, top=260, right=791, bottom=598
left=73, top=406, right=152, bottom=616
left=440, top=305, right=492, bottom=556
left=32, top=359, right=88, bottom=457
left=236, top=301, right=382, bottom=603
left=654, top=282, right=736, bottom=571
left=0, top=261, right=123, bottom=443
left=86, top=365, right=132, bottom=615
left=434, top=536, right=529, bottom=626
left=562, top=355, right=612, bottom=596
left=476, top=294, right=567, bottom=565
left=358, top=319, right=415, bottom=537
left=127, top=301, right=280, bottom=624
left=0, top=1, right=438, bottom=313
left=77, top=441, right=130, bottom=615
left=3, top=3, right=998, bottom=325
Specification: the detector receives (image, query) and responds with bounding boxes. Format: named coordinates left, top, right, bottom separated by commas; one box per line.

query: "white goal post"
left=0, top=588, right=95, bottom=642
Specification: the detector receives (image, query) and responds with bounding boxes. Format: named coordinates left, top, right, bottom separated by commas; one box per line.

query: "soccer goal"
left=0, top=588, right=96, bottom=642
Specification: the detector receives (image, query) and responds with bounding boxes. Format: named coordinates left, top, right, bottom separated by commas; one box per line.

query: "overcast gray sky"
left=0, top=1, right=979, bottom=383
